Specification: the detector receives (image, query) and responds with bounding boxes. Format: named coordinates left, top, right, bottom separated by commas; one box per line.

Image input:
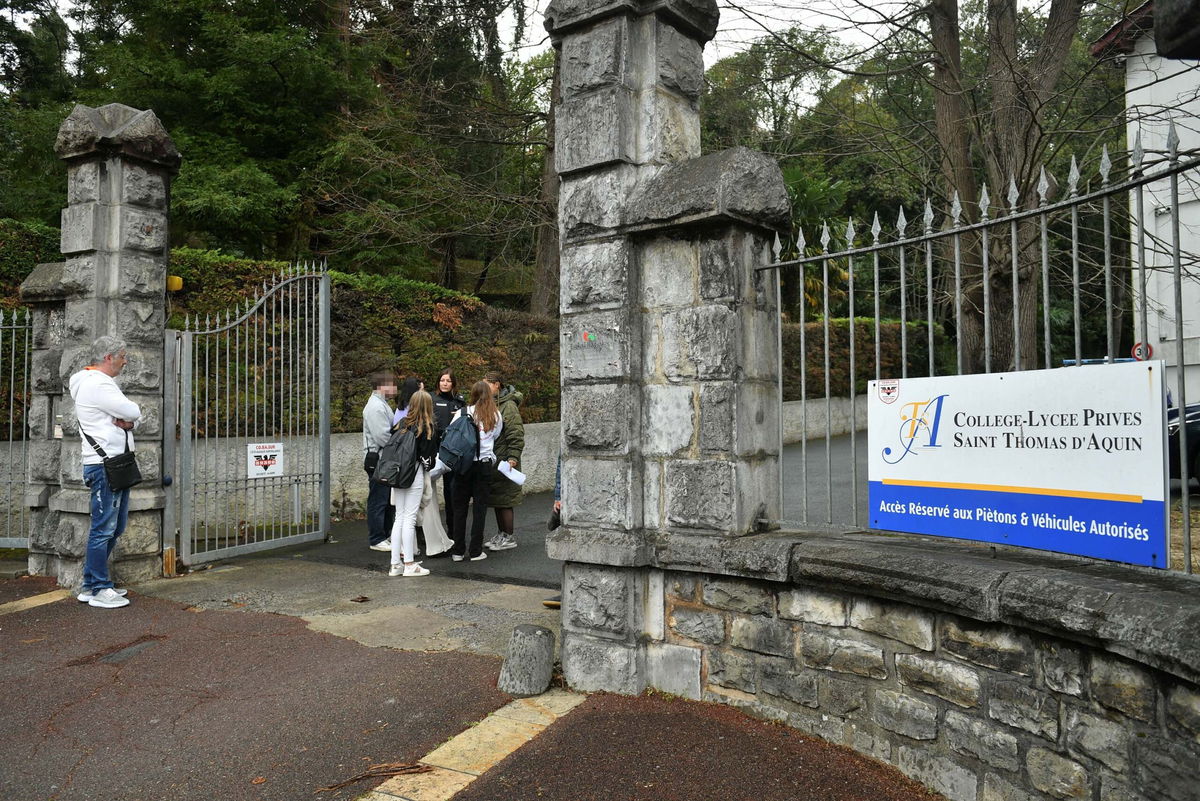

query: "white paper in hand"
left=497, top=461, right=526, bottom=486
left=427, top=457, right=449, bottom=480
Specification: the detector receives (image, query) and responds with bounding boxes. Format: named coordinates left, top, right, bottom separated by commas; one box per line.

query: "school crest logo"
left=878, top=379, right=899, bottom=404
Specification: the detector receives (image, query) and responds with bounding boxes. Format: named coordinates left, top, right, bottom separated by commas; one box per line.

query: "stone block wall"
left=20, top=104, right=179, bottom=587
left=559, top=531, right=1200, bottom=801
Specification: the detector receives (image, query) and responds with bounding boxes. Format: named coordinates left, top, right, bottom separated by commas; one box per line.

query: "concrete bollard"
left=497, top=624, right=555, bottom=697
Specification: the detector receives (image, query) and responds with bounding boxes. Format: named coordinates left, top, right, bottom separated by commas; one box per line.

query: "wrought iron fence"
left=762, top=126, right=1199, bottom=573
left=163, top=265, right=331, bottom=566
left=0, top=308, right=31, bottom=548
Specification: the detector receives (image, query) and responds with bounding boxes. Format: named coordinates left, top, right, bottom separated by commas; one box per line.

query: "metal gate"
left=0, top=308, right=31, bottom=548
left=163, top=266, right=331, bottom=566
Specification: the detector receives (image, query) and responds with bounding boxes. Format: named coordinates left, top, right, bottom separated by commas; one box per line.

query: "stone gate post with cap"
left=19, top=103, right=180, bottom=588
left=545, top=0, right=790, bottom=694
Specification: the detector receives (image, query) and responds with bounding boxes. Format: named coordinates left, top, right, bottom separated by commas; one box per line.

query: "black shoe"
left=542, top=595, right=561, bottom=609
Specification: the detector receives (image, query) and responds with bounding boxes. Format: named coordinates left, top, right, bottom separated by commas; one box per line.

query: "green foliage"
left=782, top=319, right=947, bottom=400
left=166, top=249, right=560, bottom=432
left=0, top=217, right=59, bottom=305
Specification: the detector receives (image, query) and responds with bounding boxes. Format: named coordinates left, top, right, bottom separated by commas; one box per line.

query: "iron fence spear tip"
left=923, top=199, right=933, bottom=231
left=1068, top=156, right=1080, bottom=195
left=820, top=222, right=830, bottom=250
left=1132, top=132, right=1145, bottom=170
left=897, top=206, right=907, bottom=236
left=1038, top=167, right=1050, bottom=204
left=1100, top=145, right=1112, bottom=183
left=950, top=191, right=962, bottom=223
left=845, top=217, right=855, bottom=241
left=979, top=184, right=990, bottom=218
left=797, top=227, right=806, bottom=251
left=871, top=212, right=881, bottom=242
left=1167, top=120, right=1180, bottom=159
left=1007, top=176, right=1019, bottom=210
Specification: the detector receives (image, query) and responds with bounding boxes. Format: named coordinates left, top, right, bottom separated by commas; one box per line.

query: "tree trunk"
left=474, top=241, right=495, bottom=295
left=440, top=236, right=458, bottom=290
left=530, top=55, right=561, bottom=319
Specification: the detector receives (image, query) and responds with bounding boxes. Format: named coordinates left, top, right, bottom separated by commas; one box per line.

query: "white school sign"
left=867, top=361, right=1169, bottom=568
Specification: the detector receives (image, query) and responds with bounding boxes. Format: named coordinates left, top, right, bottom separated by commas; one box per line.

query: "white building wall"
left=1125, top=34, right=1200, bottom=403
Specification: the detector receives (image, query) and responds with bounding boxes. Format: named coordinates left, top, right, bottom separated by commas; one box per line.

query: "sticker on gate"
left=247, top=442, right=283, bottom=478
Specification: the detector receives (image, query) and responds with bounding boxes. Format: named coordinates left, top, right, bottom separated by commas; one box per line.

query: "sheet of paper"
left=497, top=461, right=526, bottom=486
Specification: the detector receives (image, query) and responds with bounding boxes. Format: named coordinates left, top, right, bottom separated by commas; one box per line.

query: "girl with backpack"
left=449, top=380, right=503, bottom=562
left=388, top=390, right=441, bottom=577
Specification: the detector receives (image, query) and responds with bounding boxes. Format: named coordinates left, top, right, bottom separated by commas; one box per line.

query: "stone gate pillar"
left=545, top=0, right=790, bottom=693
left=19, top=104, right=180, bottom=588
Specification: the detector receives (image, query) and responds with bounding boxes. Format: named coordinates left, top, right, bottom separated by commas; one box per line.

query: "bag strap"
left=80, top=425, right=131, bottom=459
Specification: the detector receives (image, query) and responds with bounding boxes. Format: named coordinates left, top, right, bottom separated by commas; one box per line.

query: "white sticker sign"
left=247, top=442, right=283, bottom=478
left=868, top=361, right=1169, bottom=568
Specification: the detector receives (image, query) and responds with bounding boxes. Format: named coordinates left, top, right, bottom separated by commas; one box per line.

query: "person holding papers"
left=483, top=372, right=525, bottom=552
left=449, top=381, right=503, bottom=562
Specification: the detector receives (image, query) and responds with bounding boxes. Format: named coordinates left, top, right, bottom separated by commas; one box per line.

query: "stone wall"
left=559, top=530, right=1200, bottom=801
left=20, top=104, right=179, bottom=587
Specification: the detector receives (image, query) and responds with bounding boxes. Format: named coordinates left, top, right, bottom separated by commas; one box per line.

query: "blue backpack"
left=438, top=412, right=479, bottom=475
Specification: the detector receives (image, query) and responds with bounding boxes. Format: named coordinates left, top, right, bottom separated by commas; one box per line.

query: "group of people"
left=65, top=334, right=540, bottom=608
left=362, top=368, right=526, bottom=578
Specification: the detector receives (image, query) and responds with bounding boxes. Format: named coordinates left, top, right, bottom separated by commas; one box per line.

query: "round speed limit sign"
left=1132, top=342, right=1153, bottom=361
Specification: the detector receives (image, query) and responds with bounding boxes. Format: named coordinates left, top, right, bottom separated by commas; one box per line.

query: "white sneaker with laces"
left=369, top=539, right=392, bottom=552
left=470, top=552, right=488, bottom=561
left=87, top=588, right=130, bottom=609
left=403, top=563, right=430, bottom=577
left=77, top=588, right=128, bottom=603
left=451, top=554, right=464, bottom=562
left=491, top=535, right=517, bottom=551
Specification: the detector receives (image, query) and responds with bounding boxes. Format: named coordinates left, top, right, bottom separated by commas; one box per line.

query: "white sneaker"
left=470, top=552, right=488, bottom=561
left=369, top=539, right=392, bottom=552
left=490, top=535, right=517, bottom=551
left=451, top=554, right=464, bottom=562
left=403, top=563, right=430, bottom=577
left=87, top=588, right=130, bottom=609
left=77, top=588, right=128, bottom=603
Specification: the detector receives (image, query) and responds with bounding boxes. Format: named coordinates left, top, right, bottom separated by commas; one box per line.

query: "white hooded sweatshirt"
left=68, top=368, right=142, bottom=466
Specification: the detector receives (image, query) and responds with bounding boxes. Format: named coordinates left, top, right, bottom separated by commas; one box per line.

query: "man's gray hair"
left=90, top=335, right=128, bottom=364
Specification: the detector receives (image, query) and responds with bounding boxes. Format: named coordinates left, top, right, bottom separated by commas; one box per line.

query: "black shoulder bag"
left=83, top=427, right=143, bottom=491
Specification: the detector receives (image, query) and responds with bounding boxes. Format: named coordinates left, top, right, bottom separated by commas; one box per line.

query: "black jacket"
left=433, top=391, right=465, bottom=437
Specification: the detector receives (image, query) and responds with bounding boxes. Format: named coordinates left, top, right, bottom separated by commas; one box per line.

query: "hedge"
left=167, top=249, right=560, bottom=434
left=783, top=318, right=948, bottom=400
left=0, top=218, right=58, bottom=308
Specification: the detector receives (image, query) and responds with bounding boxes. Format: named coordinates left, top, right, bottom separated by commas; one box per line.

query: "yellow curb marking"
left=374, top=689, right=586, bottom=801
left=0, top=589, right=73, bottom=617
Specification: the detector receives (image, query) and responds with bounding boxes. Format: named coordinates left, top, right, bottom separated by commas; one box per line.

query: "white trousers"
left=390, top=467, right=453, bottom=564
left=390, top=465, right=425, bottom=564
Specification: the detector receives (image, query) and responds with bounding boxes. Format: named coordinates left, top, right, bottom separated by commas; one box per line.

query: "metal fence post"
left=319, top=269, right=331, bottom=539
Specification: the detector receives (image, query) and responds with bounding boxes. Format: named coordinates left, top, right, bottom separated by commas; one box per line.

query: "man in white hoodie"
left=68, top=336, right=142, bottom=609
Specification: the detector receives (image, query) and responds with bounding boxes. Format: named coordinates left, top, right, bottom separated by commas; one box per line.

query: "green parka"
left=488, top=384, right=526, bottom=507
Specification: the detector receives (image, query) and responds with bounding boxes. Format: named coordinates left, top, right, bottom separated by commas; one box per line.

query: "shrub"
left=167, top=249, right=560, bottom=433
left=782, top=318, right=948, bottom=400
left=0, top=218, right=59, bottom=308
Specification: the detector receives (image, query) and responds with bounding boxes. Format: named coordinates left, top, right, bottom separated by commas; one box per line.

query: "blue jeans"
left=82, top=464, right=130, bottom=591
left=365, top=469, right=395, bottom=545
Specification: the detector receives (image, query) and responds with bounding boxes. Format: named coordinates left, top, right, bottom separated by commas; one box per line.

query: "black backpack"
left=373, top=427, right=420, bottom=489
left=437, top=412, right=479, bottom=475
